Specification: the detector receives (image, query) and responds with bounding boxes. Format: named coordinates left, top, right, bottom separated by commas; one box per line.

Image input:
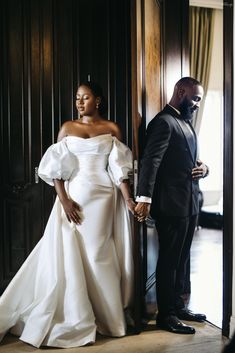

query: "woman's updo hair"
left=78, top=81, right=108, bottom=117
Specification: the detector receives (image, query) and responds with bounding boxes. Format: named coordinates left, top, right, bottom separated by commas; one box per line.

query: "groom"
left=135, top=77, right=209, bottom=334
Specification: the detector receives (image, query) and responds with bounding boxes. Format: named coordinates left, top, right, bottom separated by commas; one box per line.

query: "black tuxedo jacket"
left=137, top=105, right=200, bottom=218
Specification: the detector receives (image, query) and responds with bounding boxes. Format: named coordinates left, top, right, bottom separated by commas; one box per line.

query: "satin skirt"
left=0, top=176, right=133, bottom=348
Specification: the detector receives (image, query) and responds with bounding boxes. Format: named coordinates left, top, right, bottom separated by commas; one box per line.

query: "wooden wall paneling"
left=2, top=199, right=30, bottom=288
left=107, top=0, right=117, bottom=124
left=53, top=0, right=77, bottom=126
left=108, top=0, right=132, bottom=144
left=39, top=0, right=81, bottom=225
left=77, top=0, right=131, bottom=144
left=113, top=0, right=130, bottom=144
left=143, top=0, right=163, bottom=310
left=126, top=0, right=133, bottom=147
left=181, top=0, right=190, bottom=76
left=77, top=0, right=93, bottom=84
left=144, top=0, right=162, bottom=126
left=27, top=0, right=52, bottom=233
left=8, top=0, right=25, bottom=183
left=71, top=0, right=80, bottom=119
left=35, top=0, right=80, bottom=227
left=40, top=0, right=54, bottom=150
left=0, top=0, right=133, bottom=292
left=0, top=2, right=9, bottom=188
left=78, top=0, right=109, bottom=93
left=162, top=0, right=189, bottom=103
left=37, top=0, right=57, bottom=226
left=30, top=0, right=42, bottom=175
left=0, top=0, right=45, bottom=292
left=91, top=0, right=109, bottom=98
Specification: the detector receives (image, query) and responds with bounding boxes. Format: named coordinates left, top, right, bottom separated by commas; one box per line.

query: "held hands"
left=61, top=198, right=83, bottom=224
left=125, top=198, right=151, bottom=223
left=126, top=198, right=137, bottom=215
left=192, top=159, right=209, bottom=180
left=134, top=202, right=151, bottom=222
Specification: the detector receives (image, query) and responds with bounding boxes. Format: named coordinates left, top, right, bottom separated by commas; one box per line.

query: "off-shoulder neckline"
left=65, top=133, right=113, bottom=140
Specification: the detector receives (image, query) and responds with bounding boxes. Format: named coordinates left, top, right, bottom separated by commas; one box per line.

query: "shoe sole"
left=156, top=324, right=196, bottom=335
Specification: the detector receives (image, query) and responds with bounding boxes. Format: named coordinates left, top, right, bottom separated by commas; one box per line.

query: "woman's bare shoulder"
left=57, top=119, right=81, bottom=141
left=103, top=120, right=122, bottom=140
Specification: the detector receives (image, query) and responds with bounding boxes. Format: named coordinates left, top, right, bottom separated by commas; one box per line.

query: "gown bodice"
left=65, top=135, right=111, bottom=184
left=38, top=133, right=133, bottom=188
left=65, top=134, right=113, bottom=155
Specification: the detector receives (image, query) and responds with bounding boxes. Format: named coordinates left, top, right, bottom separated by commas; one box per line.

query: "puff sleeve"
left=38, top=139, right=77, bottom=186
left=108, top=137, right=133, bottom=187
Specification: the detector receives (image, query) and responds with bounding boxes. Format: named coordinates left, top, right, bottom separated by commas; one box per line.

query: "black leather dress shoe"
left=176, top=309, right=206, bottom=322
left=157, top=315, right=195, bottom=334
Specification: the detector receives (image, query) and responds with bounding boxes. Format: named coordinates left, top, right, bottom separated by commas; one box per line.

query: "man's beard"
left=179, top=98, right=198, bottom=121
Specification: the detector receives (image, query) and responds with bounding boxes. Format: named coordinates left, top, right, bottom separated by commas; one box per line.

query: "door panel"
left=130, top=0, right=190, bottom=321
left=0, top=0, right=132, bottom=293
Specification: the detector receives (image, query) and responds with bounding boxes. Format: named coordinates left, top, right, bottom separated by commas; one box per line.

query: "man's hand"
left=192, top=159, right=209, bottom=180
left=126, top=198, right=137, bottom=215
left=135, top=202, right=151, bottom=222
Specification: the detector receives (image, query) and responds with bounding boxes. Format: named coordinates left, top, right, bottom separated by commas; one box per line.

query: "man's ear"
left=178, top=87, right=185, bottom=99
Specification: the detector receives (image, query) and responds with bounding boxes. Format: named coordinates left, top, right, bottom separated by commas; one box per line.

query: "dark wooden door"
left=223, top=0, right=233, bottom=337
left=130, top=0, right=163, bottom=323
left=0, top=0, right=132, bottom=292
left=0, top=0, right=57, bottom=292
left=130, top=0, right=190, bottom=321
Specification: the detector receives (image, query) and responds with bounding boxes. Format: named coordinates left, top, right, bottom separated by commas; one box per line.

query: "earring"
left=96, top=103, right=99, bottom=109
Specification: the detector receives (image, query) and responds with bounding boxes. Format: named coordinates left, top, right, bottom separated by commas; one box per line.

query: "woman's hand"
left=126, top=198, right=137, bottom=215
left=61, top=198, right=83, bottom=224
left=53, top=179, right=83, bottom=225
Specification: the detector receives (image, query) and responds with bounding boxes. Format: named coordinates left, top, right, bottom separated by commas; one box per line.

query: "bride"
left=0, top=81, right=135, bottom=348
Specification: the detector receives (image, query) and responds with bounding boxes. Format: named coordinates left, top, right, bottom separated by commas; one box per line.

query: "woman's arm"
left=119, top=180, right=136, bottom=215
left=109, top=122, right=136, bottom=213
left=57, top=122, right=70, bottom=141
left=53, top=122, right=83, bottom=224
left=53, top=179, right=82, bottom=224
left=110, top=121, right=122, bottom=140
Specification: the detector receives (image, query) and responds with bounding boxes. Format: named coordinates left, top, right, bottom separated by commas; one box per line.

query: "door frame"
left=222, top=0, right=233, bottom=337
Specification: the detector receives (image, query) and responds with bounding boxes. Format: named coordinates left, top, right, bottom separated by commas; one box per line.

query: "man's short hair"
left=175, top=76, right=202, bottom=89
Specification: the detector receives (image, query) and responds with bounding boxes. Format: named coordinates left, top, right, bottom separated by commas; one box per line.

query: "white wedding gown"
left=0, top=134, right=134, bottom=348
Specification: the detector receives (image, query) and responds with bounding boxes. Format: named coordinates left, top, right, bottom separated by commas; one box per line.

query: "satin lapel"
left=174, top=117, right=197, bottom=163
left=188, top=120, right=198, bottom=159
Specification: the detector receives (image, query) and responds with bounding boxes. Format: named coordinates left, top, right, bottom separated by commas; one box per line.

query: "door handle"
left=35, top=167, right=39, bottom=184
left=133, top=159, right=138, bottom=198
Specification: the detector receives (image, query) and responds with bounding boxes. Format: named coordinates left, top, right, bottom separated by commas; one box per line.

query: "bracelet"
left=125, top=197, right=134, bottom=202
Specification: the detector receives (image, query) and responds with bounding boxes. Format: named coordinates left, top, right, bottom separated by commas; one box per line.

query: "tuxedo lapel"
left=174, top=117, right=197, bottom=163
left=188, top=120, right=198, bottom=160
left=161, top=105, right=198, bottom=163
